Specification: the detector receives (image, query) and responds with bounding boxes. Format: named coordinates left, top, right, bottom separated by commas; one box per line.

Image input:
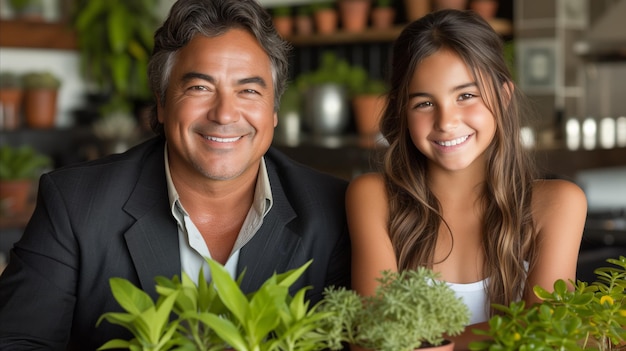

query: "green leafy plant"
left=72, top=0, right=160, bottom=114
left=0, top=145, right=52, bottom=180
left=98, top=259, right=343, bottom=351
left=469, top=256, right=626, bottom=351
left=374, top=0, right=395, bottom=8
left=0, top=71, right=22, bottom=89
left=295, top=52, right=387, bottom=97
left=21, top=71, right=61, bottom=90
left=318, top=267, right=471, bottom=351
left=272, top=6, right=292, bottom=18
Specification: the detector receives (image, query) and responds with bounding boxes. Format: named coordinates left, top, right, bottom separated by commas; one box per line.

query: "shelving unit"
left=0, top=20, right=77, bottom=50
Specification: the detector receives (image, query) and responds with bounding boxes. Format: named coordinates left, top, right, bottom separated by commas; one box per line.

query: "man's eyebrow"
left=182, top=72, right=215, bottom=83
left=238, top=76, right=267, bottom=88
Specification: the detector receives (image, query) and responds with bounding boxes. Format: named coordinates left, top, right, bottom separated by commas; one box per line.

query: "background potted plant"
left=294, top=5, right=314, bottom=36
left=98, top=259, right=344, bottom=351
left=21, top=71, right=61, bottom=129
left=338, top=0, right=372, bottom=33
left=312, top=1, right=338, bottom=35
left=319, top=267, right=471, bottom=351
left=0, top=71, right=24, bottom=130
left=469, top=256, right=626, bottom=351
left=371, top=0, right=396, bottom=29
left=0, top=144, right=52, bottom=216
left=72, top=0, right=160, bottom=117
left=7, top=0, right=44, bottom=21
left=272, top=5, right=293, bottom=38
left=345, top=66, right=388, bottom=141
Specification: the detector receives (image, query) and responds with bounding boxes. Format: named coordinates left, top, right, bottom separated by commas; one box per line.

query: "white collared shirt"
left=164, top=144, right=273, bottom=283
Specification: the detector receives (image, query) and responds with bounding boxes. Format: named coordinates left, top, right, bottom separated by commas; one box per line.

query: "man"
left=0, top=0, right=351, bottom=349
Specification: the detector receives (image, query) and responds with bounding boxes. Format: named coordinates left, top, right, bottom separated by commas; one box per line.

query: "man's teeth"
left=206, top=136, right=241, bottom=143
left=436, top=135, right=469, bottom=147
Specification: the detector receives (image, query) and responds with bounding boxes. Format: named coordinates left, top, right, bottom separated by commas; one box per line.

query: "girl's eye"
left=459, top=93, right=476, bottom=101
left=413, top=101, right=433, bottom=109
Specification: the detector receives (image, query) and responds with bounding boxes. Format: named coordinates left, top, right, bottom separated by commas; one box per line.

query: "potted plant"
left=469, top=256, right=626, bottom=351
left=338, top=0, right=372, bottom=33
left=98, top=259, right=344, bottom=350
left=345, top=66, right=388, bottom=140
left=8, top=0, right=44, bottom=21
left=312, top=1, right=338, bottom=35
left=0, top=145, right=52, bottom=216
left=72, top=0, right=160, bottom=115
left=21, top=71, right=61, bottom=129
left=272, top=6, right=293, bottom=38
left=294, top=5, right=314, bottom=36
left=319, top=267, right=471, bottom=351
left=0, top=71, right=24, bottom=130
left=371, top=0, right=396, bottom=29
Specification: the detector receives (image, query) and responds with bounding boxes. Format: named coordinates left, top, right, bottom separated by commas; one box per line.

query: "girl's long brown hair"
left=379, top=9, right=538, bottom=315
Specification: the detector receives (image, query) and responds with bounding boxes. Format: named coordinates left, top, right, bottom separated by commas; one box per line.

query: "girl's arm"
left=526, top=179, right=587, bottom=303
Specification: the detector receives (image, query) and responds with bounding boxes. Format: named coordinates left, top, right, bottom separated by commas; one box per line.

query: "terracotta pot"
left=433, top=0, right=468, bottom=11
left=371, top=7, right=396, bottom=29
left=273, top=16, right=293, bottom=38
left=0, top=88, right=23, bottom=130
left=470, top=0, right=499, bottom=20
left=314, top=8, right=339, bottom=34
left=403, top=0, right=430, bottom=21
left=23, top=89, right=58, bottom=129
left=352, top=94, right=385, bottom=137
left=338, top=0, right=371, bottom=33
left=0, top=179, right=33, bottom=216
left=295, top=15, right=314, bottom=35
left=418, top=340, right=455, bottom=350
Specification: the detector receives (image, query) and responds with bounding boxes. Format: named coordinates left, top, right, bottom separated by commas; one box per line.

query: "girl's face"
left=406, top=49, right=496, bottom=174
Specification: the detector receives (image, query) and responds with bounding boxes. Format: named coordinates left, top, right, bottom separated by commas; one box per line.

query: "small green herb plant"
left=0, top=145, right=52, bottom=180
left=21, top=71, right=61, bottom=90
left=319, top=267, right=470, bottom=351
left=469, top=256, right=626, bottom=351
left=98, top=259, right=343, bottom=351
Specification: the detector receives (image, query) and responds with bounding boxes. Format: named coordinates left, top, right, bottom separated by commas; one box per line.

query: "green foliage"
left=272, top=6, right=292, bottom=17
left=72, top=0, right=160, bottom=113
left=469, top=256, right=626, bottom=351
left=98, top=259, right=343, bottom=351
left=8, top=0, right=42, bottom=12
left=295, top=52, right=387, bottom=97
left=319, top=267, right=470, bottom=351
left=21, top=71, right=61, bottom=90
left=374, top=0, right=394, bottom=8
left=0, top=71, right=22, bottom=89
left=0, top=145, right=52, bottom=180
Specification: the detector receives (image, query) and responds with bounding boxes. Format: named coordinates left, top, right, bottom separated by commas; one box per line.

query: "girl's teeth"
left=437, top=135, right=468, bottom=146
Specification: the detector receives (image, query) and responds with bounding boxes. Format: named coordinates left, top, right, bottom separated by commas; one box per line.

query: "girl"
left=347, top=9, right=587, bottom=350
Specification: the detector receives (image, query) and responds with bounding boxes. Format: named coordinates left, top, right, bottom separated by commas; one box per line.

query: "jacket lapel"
left=122, top=140, right=181, bottom=299
left=237, top=157, right=300, bottom=293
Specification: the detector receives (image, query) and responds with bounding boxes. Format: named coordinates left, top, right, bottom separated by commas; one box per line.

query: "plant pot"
left=338, top=0, right=371, bottom=33
left=314, top=8, right=339, bottom=34
left=273, top=16, right=293, bottom=38
left=469, top=0, right=499, bottom=20
left=295, top=15, right=314, bottom=35
left=371, top=7, right=396, bottom=29
left=432, top=0, right=469, bottom=11
left=23, top=89, right=58, bottom=129
left=0, top=179, right=33, bottom=216
left=0, top=88, right=23, bottom=130
left=352, top=94, right=385, bottom=137
left=304, top=83, right=349, bottom=135
left=419, top=340, right=455, bottom=350
left=403, top=0, right=431, bottom=21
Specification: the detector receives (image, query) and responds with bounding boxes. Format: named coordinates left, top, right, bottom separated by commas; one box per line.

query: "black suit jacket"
left=0, top=136, right=351, bottom=350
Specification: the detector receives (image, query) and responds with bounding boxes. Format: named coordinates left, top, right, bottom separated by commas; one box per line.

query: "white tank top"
left=447, top=279, right=489, bottom=325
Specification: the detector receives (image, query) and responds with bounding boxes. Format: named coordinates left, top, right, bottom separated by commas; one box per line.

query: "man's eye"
left=242, top=89, right=259, bottom=95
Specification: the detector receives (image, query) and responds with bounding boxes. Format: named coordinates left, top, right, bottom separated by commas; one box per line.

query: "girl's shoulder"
left=531, top=178, right=588, bottom=228
left=346, top=172, right=388, bottom=206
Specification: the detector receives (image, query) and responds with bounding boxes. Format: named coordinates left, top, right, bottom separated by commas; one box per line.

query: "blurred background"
left=0, top=0, right=624, bottom=279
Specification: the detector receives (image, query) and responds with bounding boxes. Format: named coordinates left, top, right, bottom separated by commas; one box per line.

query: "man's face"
left=158, top=29, right=277, bottom=184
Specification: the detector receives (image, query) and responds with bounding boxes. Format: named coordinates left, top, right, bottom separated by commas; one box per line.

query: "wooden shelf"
left=0, top=20, right=77, bottom=50
left=285, top=18, right=512, bottom=46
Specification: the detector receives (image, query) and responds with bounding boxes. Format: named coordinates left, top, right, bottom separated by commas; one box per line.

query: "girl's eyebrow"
left=408, top=82, right=479, bottom=99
